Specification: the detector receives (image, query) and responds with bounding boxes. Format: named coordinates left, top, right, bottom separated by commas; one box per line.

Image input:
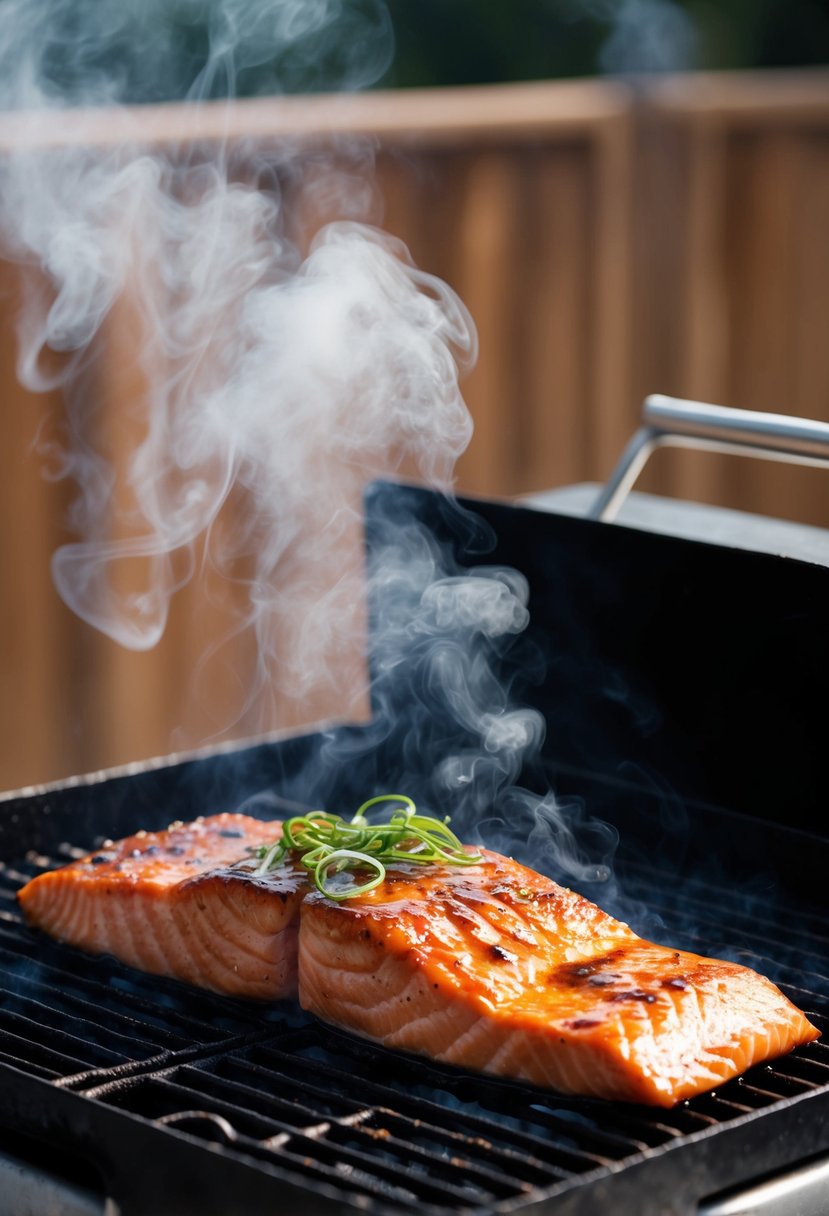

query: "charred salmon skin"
left=18, top=813, right=306, bottom=1000
left=299, top=848, right=819, bottom=1106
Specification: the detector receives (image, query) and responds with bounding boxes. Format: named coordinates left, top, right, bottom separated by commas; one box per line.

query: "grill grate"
left=2, top=834, right=829, bottom=1215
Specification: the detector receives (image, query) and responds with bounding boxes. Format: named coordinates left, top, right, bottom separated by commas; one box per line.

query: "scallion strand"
left=253, top=794, right=482, bottom=899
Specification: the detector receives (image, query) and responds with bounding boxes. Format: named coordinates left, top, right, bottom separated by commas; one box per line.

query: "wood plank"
left=644, top=69, right=829, bottom=125
left=590, top=111, right=635, bottom=481
left=453, top=149, right=523, bottom=497
left=0, top=80, right=631, bottom=154
left=0, top=263, right=79, bottom=787
left=516, top=142, right=591, bottom=493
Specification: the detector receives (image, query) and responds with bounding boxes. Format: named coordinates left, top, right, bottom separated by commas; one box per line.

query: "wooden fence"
left=1, top=71, right=828, bottom=790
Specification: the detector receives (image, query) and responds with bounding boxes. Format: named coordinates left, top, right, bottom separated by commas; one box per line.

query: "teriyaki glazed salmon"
left=18, top=813, right=307, bottom=1000
left=299, top=847, right=818, bottom=1106
left=17, top=804, right=818, bottom=1106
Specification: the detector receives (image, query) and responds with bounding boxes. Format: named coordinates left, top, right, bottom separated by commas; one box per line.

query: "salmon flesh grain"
left=18, top=825, right=818, bottom=1105
left=299, top=848, right=819, bottom=1106
left=17, top=814, right=306, bottom=1000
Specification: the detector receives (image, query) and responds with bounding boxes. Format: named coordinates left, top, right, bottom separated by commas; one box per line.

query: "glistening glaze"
left=299, top=849, right=819, bottom=1105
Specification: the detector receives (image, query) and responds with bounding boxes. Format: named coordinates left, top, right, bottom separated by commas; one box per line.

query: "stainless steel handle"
left=589, top=394, right=829, bottom=522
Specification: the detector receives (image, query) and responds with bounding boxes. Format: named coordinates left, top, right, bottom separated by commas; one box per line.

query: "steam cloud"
left=0, top=0, right=471, bottom=652
left=0, top=0, right=617, bottom=886
left=586, top=0, right=698, bottom=74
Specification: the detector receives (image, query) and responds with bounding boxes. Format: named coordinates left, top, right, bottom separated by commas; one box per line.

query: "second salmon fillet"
left=18, top=814, right=306, bottom=1000
left=299, top=848, right=818, bottom=1106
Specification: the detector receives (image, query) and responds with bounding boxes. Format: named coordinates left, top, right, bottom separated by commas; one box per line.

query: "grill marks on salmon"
left=298, top=849, right=819, bottom=1106
left=17, top=814, right=307, bottom=1000
left=18, top=825, right=818, bottom=1105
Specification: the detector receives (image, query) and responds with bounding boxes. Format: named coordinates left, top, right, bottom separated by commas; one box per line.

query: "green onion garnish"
left=254, top=794, right=482, bottom=901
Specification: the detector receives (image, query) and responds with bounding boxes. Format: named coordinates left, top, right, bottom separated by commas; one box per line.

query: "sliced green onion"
left=254, top=794, right=482, bottom=900
left=315, top=849, right=386, bottom=901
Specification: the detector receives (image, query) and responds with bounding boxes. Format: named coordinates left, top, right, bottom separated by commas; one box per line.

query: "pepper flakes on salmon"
left=298, top=848, right=819, bottom=1107
left=17, top=813, right=307, bottom=1000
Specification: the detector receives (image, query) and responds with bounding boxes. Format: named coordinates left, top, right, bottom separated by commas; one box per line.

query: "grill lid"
left=364, top=481, right=829, bottom=844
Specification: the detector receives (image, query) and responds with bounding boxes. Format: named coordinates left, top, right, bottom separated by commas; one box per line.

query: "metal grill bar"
left=85, top=1042, right=610, bottom=1180
left=204, top=1049, right=593, bottom=1179
left=0, top=963, right=195, bottom=1054
left=0, top=1022, right=102, bottom=1076
left=619, top=871, right=829, bottom=968
left=618, top=861, right=829, bottom=933
left=84, top=1070, right=569, bottom=1208
left=115, top=1072, right=535, bottom=1207
left=251, top=1034, right=653, bottom=1163
left=248, top=1038, right=624, bottom=1160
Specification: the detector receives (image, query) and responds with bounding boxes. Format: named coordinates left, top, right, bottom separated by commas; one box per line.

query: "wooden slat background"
left=631, top=72, right=829, bottom=515
left=1, top=72, right=828, bottom=791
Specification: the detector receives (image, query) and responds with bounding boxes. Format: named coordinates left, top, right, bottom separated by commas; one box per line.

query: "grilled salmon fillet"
left=18, top=820, right=817, bottom=1104
left=18, top=814, right=306, bottom=1000
left=299, top=848, right=819, bottom=1106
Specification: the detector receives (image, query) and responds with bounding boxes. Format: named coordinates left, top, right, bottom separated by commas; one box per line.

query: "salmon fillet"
left=18, top=819, right=817, bottom=1104
left=299, top=848, right=819, bottom=1106
left=18, top=813, right=306, bottom=1000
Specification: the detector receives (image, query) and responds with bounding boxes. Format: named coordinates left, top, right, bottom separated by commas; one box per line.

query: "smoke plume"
left=0, top=0, right=471, bottom=686
left=0, top=0, right=616, bottom=886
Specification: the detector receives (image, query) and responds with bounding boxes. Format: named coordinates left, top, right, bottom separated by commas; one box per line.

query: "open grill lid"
left=1, top=465, right=829, bottom=1214
left=364, top=476, right=829, bottom=849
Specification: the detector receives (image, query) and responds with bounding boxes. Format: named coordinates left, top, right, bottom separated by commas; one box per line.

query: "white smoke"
left=0, top=0, right=473, bottom=698
left=0, top=0, right=617, bottom=886
left=591, top=0, right=699, bottom=74
left=598, top=0, right=695, bottom=73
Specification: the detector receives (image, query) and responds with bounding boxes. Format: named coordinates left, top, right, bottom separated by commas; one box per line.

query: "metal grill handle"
left=589, top=395, right=829, bottom=522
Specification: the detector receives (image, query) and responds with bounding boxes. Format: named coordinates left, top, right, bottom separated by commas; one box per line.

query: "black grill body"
left=1, top=483, right=828, bottom=1215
